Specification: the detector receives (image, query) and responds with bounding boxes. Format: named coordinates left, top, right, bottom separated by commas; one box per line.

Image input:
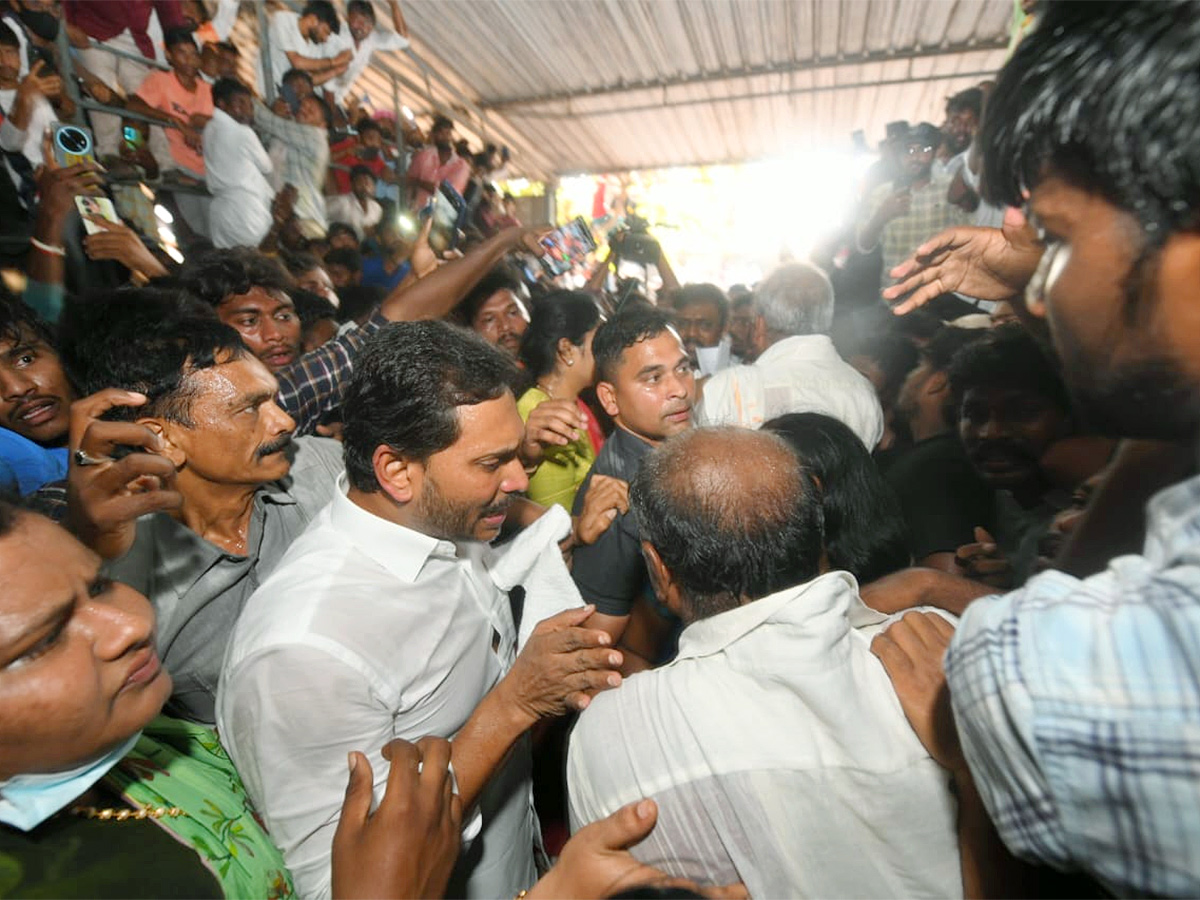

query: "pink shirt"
left=407, top=145, right=470, bottom=208
left=136, top=71, right=213, bottom=175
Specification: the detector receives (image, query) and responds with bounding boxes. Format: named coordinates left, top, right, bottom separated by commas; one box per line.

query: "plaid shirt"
left=945, top=472, right=1200, bottom=896
left=275, top=309, right=386, bottom=436
left=861, top=170, right=968, bottom=278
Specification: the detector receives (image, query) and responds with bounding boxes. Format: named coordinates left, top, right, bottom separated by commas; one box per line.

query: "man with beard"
left=218, top=321, right=624, bottom=899
left=262, top=0, right=350, bottom=95
left=407, top=114, right=471, bottom=209
left=947, top=324, right=1075, bottom=586
left=870, top=3, right=1200, bottom=894
left=670, top=283, right=734, bottom=376
left=324, top=0, right=410, bottom=107
left=857, top=121, right=968, bottom=289
left=571, top=307, right=696, bottom=666
left=457, top=265, right=529, bottom=357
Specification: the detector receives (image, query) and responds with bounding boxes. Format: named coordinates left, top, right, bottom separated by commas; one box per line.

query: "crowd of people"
left=1, top=0, right=1199, bottom=898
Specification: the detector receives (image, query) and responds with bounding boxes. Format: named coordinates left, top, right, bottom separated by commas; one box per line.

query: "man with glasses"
left=857, top=121, right=968, bottom=291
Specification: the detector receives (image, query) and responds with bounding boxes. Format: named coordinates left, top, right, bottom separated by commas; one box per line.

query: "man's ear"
left=595, top=380, right=620, bottom=418
left=752, top=313, right=769, bottom=352
left=640, top=540, right=684, bottom=619
left=373, top=444, right=419, bottom=505
left=138, top=418, right=186, bottom=468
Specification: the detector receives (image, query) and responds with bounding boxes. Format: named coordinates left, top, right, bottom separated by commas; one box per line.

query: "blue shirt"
left=945, top=471, right=1200, bottom=896
left=0, top=428, right=68, bottom=496
left=360, top=256, right=410, bottom=293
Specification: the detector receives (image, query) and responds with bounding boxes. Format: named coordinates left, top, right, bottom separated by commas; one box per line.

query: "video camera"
left=610, top=213, right=660, bottom=266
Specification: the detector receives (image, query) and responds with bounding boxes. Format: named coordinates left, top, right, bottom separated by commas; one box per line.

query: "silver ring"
left=73, top=449, right=111, bottom=467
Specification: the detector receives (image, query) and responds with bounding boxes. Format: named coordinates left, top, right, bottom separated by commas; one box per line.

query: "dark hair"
left=518, top=291, right=602, bottom=379
left=456, top=264, right=524, bottom=326
left=326, top=221, right=358, bottom=244
left=765, top=413, right=910, bottom=583
left=216, top=40, right=239, bottom=56
left=918, top=325, right=989, bottom=426
left=212, top=76, right=250, bottom=106
left=946, top=87, right=983, bottom=119
left=848, top=332, right=918, bottom=411
left=981, top=0, right=1200, bottom=242
left=164, top=26, right=197, bottom=51
left=301, top=93, right=332, bottom=128
left=292, top=289, right=338, bottom=330
left=357, top=119, right=383, bottom=138
left=349, top=164, right=376, bottom=183
left=671, top=283, right=730, bottom=331
left=592, top=306, right=675, bottom=384
left=342, top=321, right=519, bottom=491
left=337, top=284, right=384, bottom=324
left=301, top=1, right=341, bottom=33
left=0, top=21, right=20, bottom=48
left=0, top=298, right=55, bottom=349
left=431, top=115, right=453, bottom=133
left=182, top=248, right=294, bottom=308
left=57, top=289, right=244, bottom=425
left=948, top=323, right=1072, bottom=414
left=282, top=68, right=314, bottom=89
left=324, top=246, right=362, bottom=274
left=283, top=252, right=323, bottom=278
left=346, top=0, right=375, bottom=22
left=729, top=285, right=754, bottom=309
left=632, top=428, right=824, bottom=621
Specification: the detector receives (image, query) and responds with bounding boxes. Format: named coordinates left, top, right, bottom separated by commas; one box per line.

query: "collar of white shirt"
left=327, top=474, right=456, bottom=583
left=754, top=333, right=841, bottom=369
left=675, top=570, right=889, bottom=661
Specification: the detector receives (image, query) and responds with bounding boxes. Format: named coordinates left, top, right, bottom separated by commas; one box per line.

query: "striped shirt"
left=946, top=471, right=1200, bottom=896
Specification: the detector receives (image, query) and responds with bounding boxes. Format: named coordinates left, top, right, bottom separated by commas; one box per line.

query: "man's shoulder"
left=277, top=436, right=343, bottom=511
left=589, top=429, right=651, bottom=480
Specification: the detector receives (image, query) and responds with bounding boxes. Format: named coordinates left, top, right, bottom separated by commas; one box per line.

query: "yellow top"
left=516, top=386, right=597, bottom=512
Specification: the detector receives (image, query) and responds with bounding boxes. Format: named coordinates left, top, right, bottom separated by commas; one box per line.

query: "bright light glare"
left=154, top=204, right=174, bottom=224
left=401, top=105, right=414, bottom=120
left=397, top=214, right=415, bottom=235
left=164, top=245, right=184, bottom=264
left=158, top=225, right=177, bottom=244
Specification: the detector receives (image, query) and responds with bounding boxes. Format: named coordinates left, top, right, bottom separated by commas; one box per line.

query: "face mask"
left=19, top=8, right=58, bottom=41
left=695, top=334, right=732, bottom=377
left=0, top=732, right=140, bottom=831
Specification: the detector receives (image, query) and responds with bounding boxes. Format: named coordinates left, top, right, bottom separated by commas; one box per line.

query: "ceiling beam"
left=506, top=67, right=1000, bottom=120
left=482, top=38, right=1008, bottom=110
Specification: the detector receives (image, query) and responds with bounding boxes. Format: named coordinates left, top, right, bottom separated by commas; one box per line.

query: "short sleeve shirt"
left=135, top=70, right=213, bottom=174
left=570, top=426, right=653, bottom=617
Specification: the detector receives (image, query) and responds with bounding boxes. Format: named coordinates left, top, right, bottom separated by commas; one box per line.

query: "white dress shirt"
left=217, top=479, right=538, bottom=900
left=203, top=107, right=274, bottom=248
left=325, top=193, right=382, bottom=239
left=325, top=28, right=410, bottom=105
left=697, top=334, right=885, bottom=448
left=567, top=571, right=962, bottom=899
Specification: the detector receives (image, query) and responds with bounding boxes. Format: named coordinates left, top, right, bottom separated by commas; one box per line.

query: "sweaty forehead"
left=615, top=331, right=687, bottom=377
left=221, top=286, right=293, bottom=312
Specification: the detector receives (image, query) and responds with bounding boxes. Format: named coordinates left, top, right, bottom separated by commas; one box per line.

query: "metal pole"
left=257, top=2, right=276, bottom=105
left=87, top=39, right=170, bottom=71
left=55, top=13, right=84, bottom=126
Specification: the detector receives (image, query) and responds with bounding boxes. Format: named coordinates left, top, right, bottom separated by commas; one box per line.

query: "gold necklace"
left=71, top=802, right=185, bottom=822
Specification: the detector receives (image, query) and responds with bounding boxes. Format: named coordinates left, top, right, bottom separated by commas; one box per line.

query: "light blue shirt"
left=946, top=471, right=1200, bottom=896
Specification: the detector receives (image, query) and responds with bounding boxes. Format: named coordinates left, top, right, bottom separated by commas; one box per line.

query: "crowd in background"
left=2, top=1, right=1200, bottom=899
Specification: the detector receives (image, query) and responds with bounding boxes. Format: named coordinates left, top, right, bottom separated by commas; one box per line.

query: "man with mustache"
left=55, top=293, right=346, bottom=725
left=571, top=306, right=696, bottom=668
left=219, top=321, right=624, bottom=898
left=947, top=324, right=1074, bottom=587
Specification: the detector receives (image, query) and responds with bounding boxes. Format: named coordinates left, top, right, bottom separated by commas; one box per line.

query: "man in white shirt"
left=219, top=320, right=624, bottom=899
left=203, top=77, right=275, bottom=248
left=325, top=165, right=382, bottom=239
left=0, top=22, right=58, bottom=167
left=567, top=427, right=962, bottom=898
left=697, top=262, right=884, bottom=448
left=325, top=0, right=409, bottom=106
left=262, top=1, right=350, bottom=96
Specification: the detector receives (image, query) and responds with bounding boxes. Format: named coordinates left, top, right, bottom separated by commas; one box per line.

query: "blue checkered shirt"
left=945, top=472, right=1200, bottom=896
left=274, top=309, right=386, bottom=436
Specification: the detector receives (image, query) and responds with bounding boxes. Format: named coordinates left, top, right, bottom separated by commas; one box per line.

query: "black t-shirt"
left=571, top=426, right=655, bottom=617
left=885, top=432, right=996, bottom=560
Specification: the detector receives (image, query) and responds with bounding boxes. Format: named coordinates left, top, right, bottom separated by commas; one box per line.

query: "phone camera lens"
left=58, top=127, right=90, bottom=154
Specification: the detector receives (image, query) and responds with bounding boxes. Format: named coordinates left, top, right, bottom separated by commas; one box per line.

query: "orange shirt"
left=135, top=70, right=213, bottom=175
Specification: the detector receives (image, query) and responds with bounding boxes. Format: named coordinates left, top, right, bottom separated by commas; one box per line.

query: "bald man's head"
left=631, top=427, right=825, bottom=623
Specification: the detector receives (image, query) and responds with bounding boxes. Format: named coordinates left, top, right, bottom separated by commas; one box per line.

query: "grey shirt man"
left=107, top=436, right=344, bottom=723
